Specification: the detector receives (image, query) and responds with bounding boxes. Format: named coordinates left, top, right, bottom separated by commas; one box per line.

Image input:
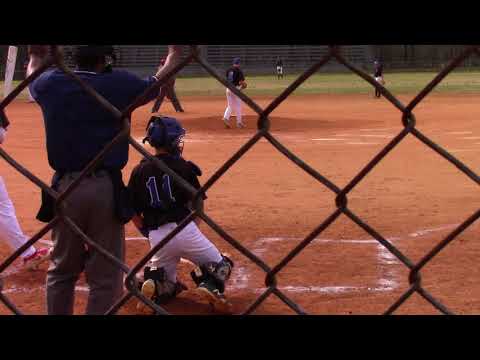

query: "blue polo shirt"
left=29, top=69, right=158, bottom=172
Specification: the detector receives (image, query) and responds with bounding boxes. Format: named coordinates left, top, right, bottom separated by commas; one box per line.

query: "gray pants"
left=46, top=171, right=125, bottom=315
left=151, top=85, right=184, bottom=113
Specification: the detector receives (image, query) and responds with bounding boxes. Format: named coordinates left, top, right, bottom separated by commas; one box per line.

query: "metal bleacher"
left=112, top=45, right=372, bottom=77
left=21, top=45, right=372, bottom=78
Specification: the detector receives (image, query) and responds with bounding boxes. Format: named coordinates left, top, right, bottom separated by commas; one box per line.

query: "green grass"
left=174, top=71, right=480, bottom=97
left=5, top=71, right=480, bottom=100
left=1, top=81, right=31, bottom=99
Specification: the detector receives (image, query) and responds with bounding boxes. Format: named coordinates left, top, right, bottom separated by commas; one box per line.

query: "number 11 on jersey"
left=146, top=175, right=176, bottom=209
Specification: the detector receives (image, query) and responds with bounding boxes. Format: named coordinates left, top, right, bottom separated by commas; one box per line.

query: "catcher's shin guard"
left=191, top=256, right=234, bottom=313
left=190, top=255, right=234, bottom=293
left=136, top=266, right=187, bottom=314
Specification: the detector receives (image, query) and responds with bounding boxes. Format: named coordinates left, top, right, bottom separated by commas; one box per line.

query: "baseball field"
left=1, top=70, right=479, bottom=315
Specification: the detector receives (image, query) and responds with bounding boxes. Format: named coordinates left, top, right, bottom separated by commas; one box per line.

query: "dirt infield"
left=0, top=93, right=479, bottom=315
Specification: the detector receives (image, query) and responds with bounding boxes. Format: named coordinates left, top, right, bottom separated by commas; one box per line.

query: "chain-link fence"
left=0, top=45, right=479, bottom=315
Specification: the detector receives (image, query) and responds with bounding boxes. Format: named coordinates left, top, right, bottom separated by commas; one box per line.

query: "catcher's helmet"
left=142, top=116, right=186, bottom=156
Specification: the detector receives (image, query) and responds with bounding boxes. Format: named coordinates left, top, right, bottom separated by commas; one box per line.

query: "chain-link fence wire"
left=0, top=45, right=479, bottom=315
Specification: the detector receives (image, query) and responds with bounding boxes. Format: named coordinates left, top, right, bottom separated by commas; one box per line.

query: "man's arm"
left=26, top=45, right=50, bottom=77
left=135, top=45, right=184, bottom=106
left=153, top=45, right=183, bottom=81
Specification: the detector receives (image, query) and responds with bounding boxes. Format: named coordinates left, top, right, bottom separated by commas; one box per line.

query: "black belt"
left=63, top=169, right=109, bottom=179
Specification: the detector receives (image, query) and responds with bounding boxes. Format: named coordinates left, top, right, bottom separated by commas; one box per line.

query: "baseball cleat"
left=136, top=279, right=157, bottom=315
left=223, top=118, right=231, bottom=129
left=136, top=278, right=187, bottom=314
left=196, top=281, right=233, bottom=314
left=236, top=121, right=246, bottom=129
left=23, top=247, right=51, bottom=271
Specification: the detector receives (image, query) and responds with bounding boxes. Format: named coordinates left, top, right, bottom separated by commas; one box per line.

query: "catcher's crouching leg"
left=190, top=255, right=234, bottom=313
left=136, top=266, right=187, bottom=314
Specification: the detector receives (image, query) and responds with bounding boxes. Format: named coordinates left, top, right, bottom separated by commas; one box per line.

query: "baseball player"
left=151, top=58, right=184, bottom=113
left=0, top=121, right=50, bottom=270
left=222, top=57, right=247, bottom=129
left=27, top=44, right=183, bottom=315
left=373, top=60, right=385, bottom=98
left=128, top=116, right=234, bottom=313
left=275, top=57, right=284, bottom=79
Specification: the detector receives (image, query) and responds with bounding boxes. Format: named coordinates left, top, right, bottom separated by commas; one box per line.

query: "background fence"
left=3, top=45, right=480, bottom=81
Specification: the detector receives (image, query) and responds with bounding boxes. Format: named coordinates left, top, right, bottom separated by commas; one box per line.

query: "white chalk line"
left=2, top=223, right=464, bottom=297
left=252, top=285, right=393, bottom=295
left=358, top=134, right=394, bottom=139
left=2, top=284, right=89, bottom=295
left=243, top=222, right=461, bottom=295
left=449, top=149, right=478, bottom=153
left=446, top=131, right=473, bottom=135
left=359, top=128, right=400, bottom=132
left=334, top=133, right=395, bottom=138
left=346, top=142, right=381, bottom=145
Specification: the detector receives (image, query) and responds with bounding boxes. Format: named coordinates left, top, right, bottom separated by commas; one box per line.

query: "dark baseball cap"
left=233, top=57, right=241, bottom=65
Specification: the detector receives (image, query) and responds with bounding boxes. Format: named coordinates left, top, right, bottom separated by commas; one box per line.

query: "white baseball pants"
left=148, top=221, right=222, bottom=283
left=223, top=88, right=243, bottom=125
left=0, top=176, right=36, bottom=258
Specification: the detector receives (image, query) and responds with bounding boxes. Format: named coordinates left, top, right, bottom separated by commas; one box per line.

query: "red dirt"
left=1, top=93, right=479, bottom=315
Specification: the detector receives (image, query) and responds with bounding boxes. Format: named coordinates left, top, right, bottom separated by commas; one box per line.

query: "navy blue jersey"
left=226, top=67, right=245, bottom=87
left=128, top=154, right=202, bottom=229
left=30, top=69, right=158, bottom=172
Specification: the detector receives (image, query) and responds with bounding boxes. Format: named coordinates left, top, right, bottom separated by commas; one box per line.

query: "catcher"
left=128, top=115, right=234, bottom=313
left=222, top=57, right=247, bottom=129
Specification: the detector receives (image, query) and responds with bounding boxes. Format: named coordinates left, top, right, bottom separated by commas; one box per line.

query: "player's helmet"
left=142, top=116, right=186, bottom=156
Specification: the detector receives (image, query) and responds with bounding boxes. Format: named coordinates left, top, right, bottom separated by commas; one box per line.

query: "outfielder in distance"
left=275, top=57, right=284, bottom=79
left=128, top=116, right=234, bottom=313
left=222, top=57, right=247, bottom=129
left=373, top=59, right=385, bottom=98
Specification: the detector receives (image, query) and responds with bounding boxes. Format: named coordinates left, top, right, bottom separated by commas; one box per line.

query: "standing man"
left=27, top=44, right=183, bottom=315
left=151, top=58, right=184, bottom=113
left=222, top=57, right=247, bottom=129
left=275, top=57, right=284, bottom=79
left=373, top=59, right=385, bottom=98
